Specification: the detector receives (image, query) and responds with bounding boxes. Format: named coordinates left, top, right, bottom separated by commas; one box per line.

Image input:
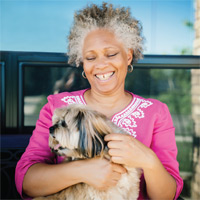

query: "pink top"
left=15, top=89, right=183, bottom=199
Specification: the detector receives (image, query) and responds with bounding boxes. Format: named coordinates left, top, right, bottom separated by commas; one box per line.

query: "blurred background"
left=0, top=0, right=200, bottom=200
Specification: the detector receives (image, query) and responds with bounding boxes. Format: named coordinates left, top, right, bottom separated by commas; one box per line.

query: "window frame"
left=0, top=51, right=200, bottom=134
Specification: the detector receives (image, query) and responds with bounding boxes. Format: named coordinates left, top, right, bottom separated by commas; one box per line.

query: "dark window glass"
left=0, top=64, right=2, bottom=115
left=23, top=65, right=90, bottom=126
left=0, top=62, right=5, bottom=127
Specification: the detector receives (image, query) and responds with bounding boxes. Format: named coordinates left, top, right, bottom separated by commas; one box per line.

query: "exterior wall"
left=191, top=0, right=200, bottom=200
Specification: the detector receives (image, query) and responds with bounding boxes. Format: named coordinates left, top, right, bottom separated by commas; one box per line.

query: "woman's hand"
left=81, top=157, right=127, bottom=190
left=105, top=133, right=177, bottom=199
left=105, top=133, right=157, bottom=169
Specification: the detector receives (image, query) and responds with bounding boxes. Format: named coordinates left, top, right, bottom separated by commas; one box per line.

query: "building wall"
left=191, top=0, right=200, bottom=200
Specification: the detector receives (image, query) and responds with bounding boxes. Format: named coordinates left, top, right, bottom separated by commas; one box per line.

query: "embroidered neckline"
left=110, top=92, right=135, bottom=121
left=77, top=88, right=135, bottom=119
left=61, top=89, right=88, bottom=105
left=111, top=97, right=153, bottom=137
left=61, top=89, right=153, bottom=137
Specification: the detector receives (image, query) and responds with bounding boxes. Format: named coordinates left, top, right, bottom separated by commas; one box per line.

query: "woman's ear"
left=127, top=49, right=133, bottom=65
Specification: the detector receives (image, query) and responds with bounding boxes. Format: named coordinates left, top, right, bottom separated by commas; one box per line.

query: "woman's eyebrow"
left=104, top=46, right=118, bottom=50
left=84, top=50, right=95, bottom=54
left=84, top=47, right=119, bottom=53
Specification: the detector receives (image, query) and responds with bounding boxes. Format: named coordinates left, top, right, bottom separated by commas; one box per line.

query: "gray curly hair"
left=67, top=2, right=144, bottom=67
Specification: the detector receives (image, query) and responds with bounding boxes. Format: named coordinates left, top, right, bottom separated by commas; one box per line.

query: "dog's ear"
left=89, top=114, right=113, bottom=156
left=76, top=110, right=111, bottom=158
left=76, top=111, right=92, bottom=158
left=91, top=114, right=112, bottom=135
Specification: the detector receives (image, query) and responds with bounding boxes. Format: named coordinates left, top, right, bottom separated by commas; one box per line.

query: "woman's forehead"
left=83, top=29, right=124, bottom=53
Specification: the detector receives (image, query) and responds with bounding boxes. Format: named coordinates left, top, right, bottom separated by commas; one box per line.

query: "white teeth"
left=96, top=72, right=114, bottom=81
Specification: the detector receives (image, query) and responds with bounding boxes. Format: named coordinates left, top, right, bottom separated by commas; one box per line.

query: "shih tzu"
left=34, top=104, right=141, bottom=200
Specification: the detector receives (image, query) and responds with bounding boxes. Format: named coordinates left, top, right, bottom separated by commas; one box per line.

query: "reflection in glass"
left=23, top=65, right=90, bottom=126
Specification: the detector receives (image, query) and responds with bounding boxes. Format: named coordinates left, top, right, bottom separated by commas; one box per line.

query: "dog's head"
left=49, top=104, right=113, bottom=160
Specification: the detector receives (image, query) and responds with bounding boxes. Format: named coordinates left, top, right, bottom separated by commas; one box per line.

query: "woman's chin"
left=94, top=84, right=123, bottom=95
left=91, top=76, right=117, bottom=93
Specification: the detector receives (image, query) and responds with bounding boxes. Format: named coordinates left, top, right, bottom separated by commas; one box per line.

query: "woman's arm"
left=105, top=133, right=177, bottom=200
left=23, top=161, right=83, bottom=197
left=105, top=102, right=183, bottom=200
left=23, top=157, right=126, bottom=198
left=140, top=149, right=177, bottom=200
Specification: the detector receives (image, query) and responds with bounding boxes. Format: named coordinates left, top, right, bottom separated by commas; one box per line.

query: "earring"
left=127, top=64, right=133, bottom=73
left=82, top=71, right=87, bottom=79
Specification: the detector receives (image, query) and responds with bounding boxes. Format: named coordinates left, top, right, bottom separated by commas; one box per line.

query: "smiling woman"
left=15, top=2, right=183, bottom=200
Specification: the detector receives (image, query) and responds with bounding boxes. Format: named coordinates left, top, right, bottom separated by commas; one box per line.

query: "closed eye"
left=86, top=57, right=96, bottom=61
left=85, top=52, right=119, bottom=61
left=107, top=52, right=119, bottom=58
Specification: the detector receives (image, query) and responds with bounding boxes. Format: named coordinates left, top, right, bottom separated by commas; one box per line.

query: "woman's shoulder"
left=47, top=89, right=87, bottom=108
left=131, top=92, right=167, bottom=110
left=130, top=93, right=171, bottom=121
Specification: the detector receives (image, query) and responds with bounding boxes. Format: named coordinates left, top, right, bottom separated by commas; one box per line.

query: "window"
left=0, top=51, right=200, bottom=199
left=22, top=64, right=90, bottom=126
left=1, top=62, right=6, bottom=130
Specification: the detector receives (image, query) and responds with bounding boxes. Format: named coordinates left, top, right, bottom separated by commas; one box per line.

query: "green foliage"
left=149, top=68, right=191, bottom=115
left=180, top=47, right=193, bottom=55
left=176, top=141, right=193, bottom=172
left=183, top=20, right=194, bottom=30
left=35, top=95, right=48, bottom=115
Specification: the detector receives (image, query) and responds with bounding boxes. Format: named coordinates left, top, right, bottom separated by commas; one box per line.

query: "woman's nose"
left=95, top=57, right=108, bottom=70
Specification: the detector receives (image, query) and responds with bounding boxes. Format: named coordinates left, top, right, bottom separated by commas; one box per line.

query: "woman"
left=15, top=2, right=183, bottom=200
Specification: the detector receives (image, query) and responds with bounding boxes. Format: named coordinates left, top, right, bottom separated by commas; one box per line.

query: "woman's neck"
left=84, top=88, right=132, bottom=118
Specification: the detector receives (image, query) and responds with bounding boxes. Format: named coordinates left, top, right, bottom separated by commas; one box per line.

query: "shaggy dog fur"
left=34, top=104, right=141, bottom=200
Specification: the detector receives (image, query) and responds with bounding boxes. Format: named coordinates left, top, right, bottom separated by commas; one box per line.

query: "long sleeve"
left=15, top=102, right=55, bottom=199
left=151, top=103, right=183, bottom=199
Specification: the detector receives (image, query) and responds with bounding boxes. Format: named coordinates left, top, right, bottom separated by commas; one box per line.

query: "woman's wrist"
left=140, top=148, right=161, bottom=172
left=67, top=159, right=88, bottom=184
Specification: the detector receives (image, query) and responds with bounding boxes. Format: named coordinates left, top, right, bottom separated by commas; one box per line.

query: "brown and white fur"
left=34, top=104, right=141, bottom=200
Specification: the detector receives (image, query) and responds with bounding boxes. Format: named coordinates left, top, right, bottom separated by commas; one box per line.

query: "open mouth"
left=95, top=71, right=114, bottom=81
left=50, top=145, right=68, bottom=155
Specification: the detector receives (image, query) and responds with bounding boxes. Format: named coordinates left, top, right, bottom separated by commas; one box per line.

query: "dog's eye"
left=61, top=120, right=67, bottom=127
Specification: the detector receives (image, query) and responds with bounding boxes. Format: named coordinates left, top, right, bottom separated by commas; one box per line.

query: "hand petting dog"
left=105, top=133, right=157, bottom=170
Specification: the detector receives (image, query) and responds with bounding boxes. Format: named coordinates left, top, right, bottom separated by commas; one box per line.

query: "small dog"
left=34, top=104, right=141, bottom=200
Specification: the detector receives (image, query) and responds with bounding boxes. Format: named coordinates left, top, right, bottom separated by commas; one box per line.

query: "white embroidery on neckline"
left=61, top=95, right=86, bottom=105
left=112, top=98, right=153, bottom=138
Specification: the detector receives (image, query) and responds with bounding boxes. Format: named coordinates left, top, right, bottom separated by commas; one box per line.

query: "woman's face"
left=82, top=29, right=133, bottom=95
